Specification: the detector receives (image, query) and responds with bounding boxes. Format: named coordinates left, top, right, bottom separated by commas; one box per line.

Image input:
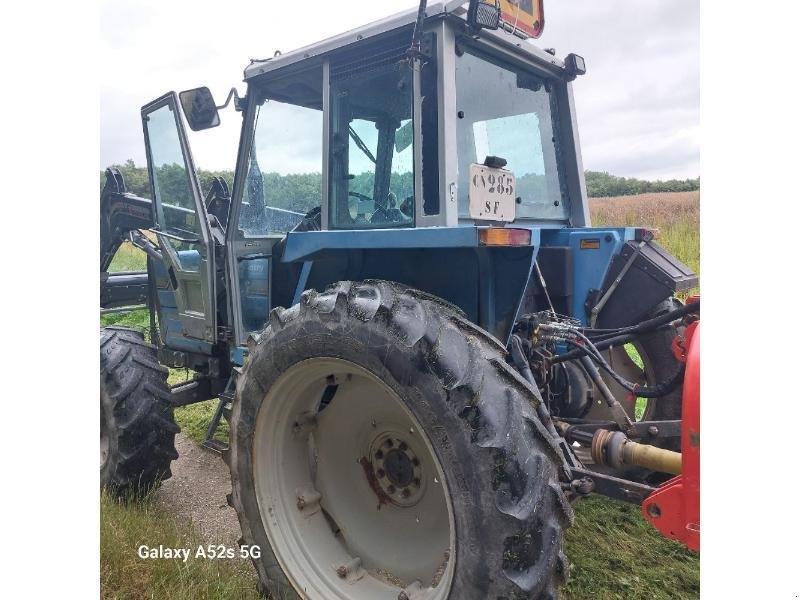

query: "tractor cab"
left=225, top=0, right=589, bottom=236
left=139, top=1, right=593, bottom=348
left=126, top=0, right=693, bottom=357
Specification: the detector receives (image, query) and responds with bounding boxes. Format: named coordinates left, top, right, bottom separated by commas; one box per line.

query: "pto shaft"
left=591, top=429, right=682, bottom=475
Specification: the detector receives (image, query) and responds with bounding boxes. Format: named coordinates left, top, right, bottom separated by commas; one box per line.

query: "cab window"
left=455, top=48, right=569, bottom=221
left=238, top=68, right=323, bottom=237
left=329, top=59, right=415, bottom=229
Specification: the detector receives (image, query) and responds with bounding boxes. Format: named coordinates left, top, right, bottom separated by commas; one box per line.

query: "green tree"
left=102, top=161, right=700, bottom=208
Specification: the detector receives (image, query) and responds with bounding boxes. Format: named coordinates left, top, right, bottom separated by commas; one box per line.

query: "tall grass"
left=564, top=496, right=700, bottom=599
left=108, top=241, right=147, bottom=272
left=590, top=191, right=700, bottom=294
left=101, top=490, right=260, bottom=600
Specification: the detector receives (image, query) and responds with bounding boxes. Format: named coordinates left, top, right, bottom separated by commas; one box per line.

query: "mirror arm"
left=217, top=87, right=246, bottom=112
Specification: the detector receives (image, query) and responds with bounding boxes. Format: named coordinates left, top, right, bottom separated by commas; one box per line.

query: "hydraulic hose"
left=585, top=299, right=699, bottom=339
left=563, top=335, right=684, bottom=399
left=510, top=335, right=561, bottom=438
left=552, top=299, right=699, bottom=364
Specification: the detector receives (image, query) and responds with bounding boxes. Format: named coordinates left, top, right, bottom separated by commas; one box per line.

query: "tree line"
left=584, top=170, right=699, bottom=197
left=102, top=160, right=700, bottom=204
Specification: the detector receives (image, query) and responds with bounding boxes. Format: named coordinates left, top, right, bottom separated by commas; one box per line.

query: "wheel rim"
left=253, top=358, right=455, bottom=599
left=585, top=341, right=657, bottom=422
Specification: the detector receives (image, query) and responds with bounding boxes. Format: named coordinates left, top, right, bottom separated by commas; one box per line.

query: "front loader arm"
left=100, top=168, right=155, bottom=308
left=100, top=168, right=154, bottom=271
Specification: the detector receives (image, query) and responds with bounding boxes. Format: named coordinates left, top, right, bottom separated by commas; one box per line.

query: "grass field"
left=101, top=191, right=700, bottom=599
left=590, top=191, right=700, bottom=297
left=101, top=490, right=260, bottom=600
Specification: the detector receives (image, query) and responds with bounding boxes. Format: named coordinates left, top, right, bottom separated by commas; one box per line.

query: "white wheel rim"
left=253, top=358, right=455, bottom=599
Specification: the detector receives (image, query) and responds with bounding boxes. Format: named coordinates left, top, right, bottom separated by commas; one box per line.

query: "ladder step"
left=202, top=438, right=228, bottom=454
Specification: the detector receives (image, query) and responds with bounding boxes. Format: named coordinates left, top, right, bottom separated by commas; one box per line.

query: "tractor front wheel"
left=100, top=327, right=179, bottom=496
left=227, top=281, right=573, bottom=599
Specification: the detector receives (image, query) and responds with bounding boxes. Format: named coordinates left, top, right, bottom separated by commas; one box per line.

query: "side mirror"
left=467, top=0, right=501, bottom=31
left=179, top=87, right=220, bottom=131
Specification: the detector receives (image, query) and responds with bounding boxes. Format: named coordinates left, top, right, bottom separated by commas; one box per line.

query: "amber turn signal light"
left=478, top=228, right=532, bottom=246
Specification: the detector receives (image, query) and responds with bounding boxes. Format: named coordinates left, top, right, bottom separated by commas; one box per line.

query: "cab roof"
left=243, top=1, right=566, bottom=81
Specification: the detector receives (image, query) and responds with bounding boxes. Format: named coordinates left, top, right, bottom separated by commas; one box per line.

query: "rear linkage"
left=509, top=298, right=700, bottom=550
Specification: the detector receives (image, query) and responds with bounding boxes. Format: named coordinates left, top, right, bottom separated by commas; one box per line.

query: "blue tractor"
left=100, top=1, right=699, bottom=597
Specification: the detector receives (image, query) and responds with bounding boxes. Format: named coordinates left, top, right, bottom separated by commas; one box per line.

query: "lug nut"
left=377, top=468, right=386, bottom=478
left=401, top=488, right=411, bottom=498
left=387, top=484, right=396, bottom=494
left=399, top=441, right=408, bottom=451
left=385, top=439, right=394, bottom=448
left=412, top=457, right=420, bottom=467
left=648, top=426, right=659, bottom=436
left=412, top=477, right=421, bottom=487
left=376, top=450, right=384, bottom=459
left=398, top=593, right=410, bottom=600
left=336, top=566, right=347, bottom=579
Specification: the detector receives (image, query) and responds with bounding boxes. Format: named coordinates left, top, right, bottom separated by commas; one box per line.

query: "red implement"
left=642, top=323, right=700, bottom=552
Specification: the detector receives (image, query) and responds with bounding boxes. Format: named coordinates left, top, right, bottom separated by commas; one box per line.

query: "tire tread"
left=101, top=327, right=179, bottom=497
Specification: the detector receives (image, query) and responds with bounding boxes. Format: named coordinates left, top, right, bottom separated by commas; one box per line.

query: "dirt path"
left=156, top=433, right=241, bottom=547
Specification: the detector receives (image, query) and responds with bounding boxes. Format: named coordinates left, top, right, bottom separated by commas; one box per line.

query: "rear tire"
left=100, top=327, right=179, bottom=497
left=638, top=298, right=686, bottom=429
left=590, top=299, right=685, bottom=439
left=227, top=281, right=573, bottom=599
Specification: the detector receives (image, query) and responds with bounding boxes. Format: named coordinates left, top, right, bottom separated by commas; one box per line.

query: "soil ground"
left=156, top=433, right=240, bottom=548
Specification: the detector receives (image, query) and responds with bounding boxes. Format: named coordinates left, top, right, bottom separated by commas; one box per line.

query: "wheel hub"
left=384, top=449, right=413, bottom=486
left=368, top=432, right=425, bottom=507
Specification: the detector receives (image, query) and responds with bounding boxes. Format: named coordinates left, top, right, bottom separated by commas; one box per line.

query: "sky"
left=101, top=0, right=699, bottom=181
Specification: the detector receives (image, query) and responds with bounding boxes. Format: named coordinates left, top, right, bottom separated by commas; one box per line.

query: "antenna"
left=407, top=0, right=428, bottom=61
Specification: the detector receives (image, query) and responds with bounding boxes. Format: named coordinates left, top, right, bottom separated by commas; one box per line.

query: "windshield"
left=455, top=48, right=569, bottom=221
left=238, top=66, right=324, bottom=238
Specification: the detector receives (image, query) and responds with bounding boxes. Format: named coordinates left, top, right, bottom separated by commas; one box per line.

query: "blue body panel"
left=282, top=226, right=498, bottom=263
left=176, top=249, right=201, bottom=270
left=239, top=257, right=270, bottom=332
left=156, top=225, right=638, bottom=357
left=278, top=226, right=544, bottom=346
left=277, top=226, right=638, bottom=334
left=539, top=227, right=636, bottom=324
left=151, top=260, right=214, bottom=355
left=230, top=345, right=247, bottom=366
